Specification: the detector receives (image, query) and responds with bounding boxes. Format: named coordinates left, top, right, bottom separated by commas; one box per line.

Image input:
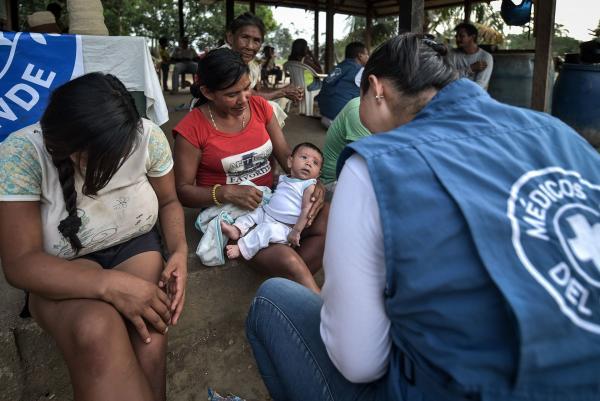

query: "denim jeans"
left=246, top=278, right=386, bottom=401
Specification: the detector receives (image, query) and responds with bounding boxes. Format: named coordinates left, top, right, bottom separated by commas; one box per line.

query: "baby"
left=221, top=142, right=323, bottom=260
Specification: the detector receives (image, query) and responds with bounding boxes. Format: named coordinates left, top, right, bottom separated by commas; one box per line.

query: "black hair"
left=46, top=2, right=62, bottom=20
left=455, top=22, right=478, bottom=42
left=263, top=45, right=274, bottom=54
left=191, top=48, right=250, bottom=106
left=291, top=142, right=323, bottom=161
left=41, top=73, right=141, bottom=254
left=289, top=38, right=309, bottom=61
left=159, top=36, right=168, bottom=47
left=361, top=33, right=457, bottom=98
left=228, top=12, right=265, bottom=39
left=345, top=42, right=367, bottom=59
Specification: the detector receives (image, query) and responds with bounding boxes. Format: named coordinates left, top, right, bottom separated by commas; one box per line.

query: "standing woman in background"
left=0, top=73, right=188, bottom=401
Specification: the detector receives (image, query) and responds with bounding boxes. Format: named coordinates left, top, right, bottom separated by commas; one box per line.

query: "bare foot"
left=226, top=245, right=241, bottom=259
left=221, top=221, right=241, bottom=240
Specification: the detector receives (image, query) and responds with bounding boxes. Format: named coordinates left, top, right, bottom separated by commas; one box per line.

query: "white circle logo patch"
left=508, top=167, right=600, bottom=334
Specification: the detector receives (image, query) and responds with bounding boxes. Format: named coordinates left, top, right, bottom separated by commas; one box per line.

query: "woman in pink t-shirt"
left=173, top=48, right=327, bottom=292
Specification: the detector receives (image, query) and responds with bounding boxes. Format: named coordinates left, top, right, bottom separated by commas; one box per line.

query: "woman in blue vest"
left=246, top=33, right=600, bottom=400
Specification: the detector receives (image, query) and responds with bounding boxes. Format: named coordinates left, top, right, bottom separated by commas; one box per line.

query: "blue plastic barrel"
left=552, top=63, right=600, bottom=148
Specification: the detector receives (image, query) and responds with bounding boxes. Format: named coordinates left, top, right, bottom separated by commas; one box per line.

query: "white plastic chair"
left=282, top=60, right=321, bottom=116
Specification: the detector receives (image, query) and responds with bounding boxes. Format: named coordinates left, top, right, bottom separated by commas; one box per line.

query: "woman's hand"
left=222, top=184, right=263, bottom=210
left=306, top=181, right=326, bottom=227
left=281, top=84, right=304, bottom=102
left=104, top=270, right=171, bottom=343
left=159, top=251, right=187, bottom=326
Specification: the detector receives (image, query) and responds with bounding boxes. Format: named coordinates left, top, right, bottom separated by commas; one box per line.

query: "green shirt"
left=320, top=97, right=371, bottom=184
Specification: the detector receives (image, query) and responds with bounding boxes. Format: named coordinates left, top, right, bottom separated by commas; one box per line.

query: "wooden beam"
left=250, top=0, right=256, bottom=14
left=314, top=0, right=319, bottom=62
left=9, top=0, right=18, bottom=31
left=366, top=2, right=373, bottom=51
left=398, top=0, right=424, bottom=33
left=325, top=0, right=334, bottom=71
left=178, top=0, right=184, bottom=39
left=531, top=0, right=556, bottom=112
left=464, top=0, right=472, bottom=22
left=226, top=0, right=235, bottom=29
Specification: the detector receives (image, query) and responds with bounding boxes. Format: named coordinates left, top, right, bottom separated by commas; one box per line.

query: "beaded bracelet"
left=211, top=184, right=222, bottom=206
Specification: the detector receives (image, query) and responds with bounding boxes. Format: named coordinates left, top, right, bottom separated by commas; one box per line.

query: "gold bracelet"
left=211, top=184, right=222, bottom=206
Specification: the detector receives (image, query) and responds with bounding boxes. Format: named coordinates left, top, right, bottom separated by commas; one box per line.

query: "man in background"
left=448, top=22, right=493, bottom=90
left=316, top=42, right=369, bottom=128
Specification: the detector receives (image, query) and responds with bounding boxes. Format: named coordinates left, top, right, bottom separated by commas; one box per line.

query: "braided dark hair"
left=41, top=72, right=141, bottom=254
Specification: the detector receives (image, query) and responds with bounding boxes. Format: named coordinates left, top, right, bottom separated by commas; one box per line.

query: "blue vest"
left=339, top=79, right=600, bottom=401
left=316, top=59, right=362, bottom=120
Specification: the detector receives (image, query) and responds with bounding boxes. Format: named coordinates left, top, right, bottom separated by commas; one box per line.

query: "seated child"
left=221, top=142, right=323, bottom=260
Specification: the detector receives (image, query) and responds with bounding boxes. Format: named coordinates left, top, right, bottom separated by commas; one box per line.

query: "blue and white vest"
left=339, top=79, right=600, bottom=401
left=316, top=59, right=362, bottom=120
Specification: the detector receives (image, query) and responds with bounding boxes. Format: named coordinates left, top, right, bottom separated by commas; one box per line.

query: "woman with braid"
left=0, top=73, right=187, bottom=401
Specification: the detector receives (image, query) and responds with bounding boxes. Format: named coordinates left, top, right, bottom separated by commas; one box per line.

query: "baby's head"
left=288, top=142, right=323, bottom=180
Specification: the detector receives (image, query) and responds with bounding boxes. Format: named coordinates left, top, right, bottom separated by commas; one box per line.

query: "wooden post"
left=366, top=3, right=373, bottom=51
left=314, top=3, right=319, bottom=64
left=398, top=0, right=424, bottom=34
left=249, top=0, right=256, bottom=14
left=178, top=0, right=184, bottom=39
left=531, top=0, right=556, bottom=112
left=325, top=0, right=334, bottom=71
left=9, top=0, right=18, bottom=31
left=464, top=0, right=472, bottom=23
left=226, top=0, right=234, bottom=29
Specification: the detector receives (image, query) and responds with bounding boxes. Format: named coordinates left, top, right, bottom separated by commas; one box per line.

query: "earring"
left=375, top=95, right=384, bottom=101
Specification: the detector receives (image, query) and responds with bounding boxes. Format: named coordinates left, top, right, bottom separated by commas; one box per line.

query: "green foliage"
left=504, top=23, right=580, bottom=56
left=335, top=15, right=397, bottom=62
left=16, top=0, right=279, bottom=51
left=427, top=4, right=505, bottom=45
left=18, top=0, right=50, bottom=30
left=265, top=26, right=294, bottom=60
left=591, top=19, right=600, bottom=37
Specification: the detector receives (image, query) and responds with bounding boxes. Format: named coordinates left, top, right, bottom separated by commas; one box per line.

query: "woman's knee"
left=66, top=302, right=127, bottom=359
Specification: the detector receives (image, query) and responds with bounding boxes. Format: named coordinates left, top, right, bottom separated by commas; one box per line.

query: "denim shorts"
left=20, top=226, right=164, bottom=318
left=79, top=226, right=163, bottom=269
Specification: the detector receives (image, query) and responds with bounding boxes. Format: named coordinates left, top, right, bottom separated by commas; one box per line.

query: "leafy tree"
left=427, top=3, right=505, bottom=45
left=265, top=25, right=294, bottom=60
left=334, top=15, right=397, bottom=62
left=591, top=19, right=600, bottom=37
left=18, top=0, right=52, bottom=30
left=504, top=23, right=580, bottom=56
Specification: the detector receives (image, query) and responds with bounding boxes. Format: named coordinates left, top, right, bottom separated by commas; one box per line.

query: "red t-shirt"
left=173, top=96, right=274, bottom=187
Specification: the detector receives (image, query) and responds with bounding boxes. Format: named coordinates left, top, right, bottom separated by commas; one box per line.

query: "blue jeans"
left=246, top=278, right=386, bottom=401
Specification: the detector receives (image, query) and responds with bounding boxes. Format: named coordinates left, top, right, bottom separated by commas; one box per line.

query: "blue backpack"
left=501, top=0, right=533, bottom=26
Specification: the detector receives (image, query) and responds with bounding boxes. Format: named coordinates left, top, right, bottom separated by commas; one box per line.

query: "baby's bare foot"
left=226, top=245, right=241, bottom=259
left=220, top=221, right=241, bottom=240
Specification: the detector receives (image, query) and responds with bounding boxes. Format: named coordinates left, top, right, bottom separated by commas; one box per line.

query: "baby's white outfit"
left=235, top=176, right=316, bottom=259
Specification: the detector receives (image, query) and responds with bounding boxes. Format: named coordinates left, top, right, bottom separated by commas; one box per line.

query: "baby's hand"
left=287, top=229, right=301, bottom=247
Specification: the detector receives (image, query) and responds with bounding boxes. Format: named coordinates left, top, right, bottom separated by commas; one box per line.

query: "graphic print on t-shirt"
left=508, top=166, right=600, bottom=334
left=221, top=140, right=272, bottom=184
